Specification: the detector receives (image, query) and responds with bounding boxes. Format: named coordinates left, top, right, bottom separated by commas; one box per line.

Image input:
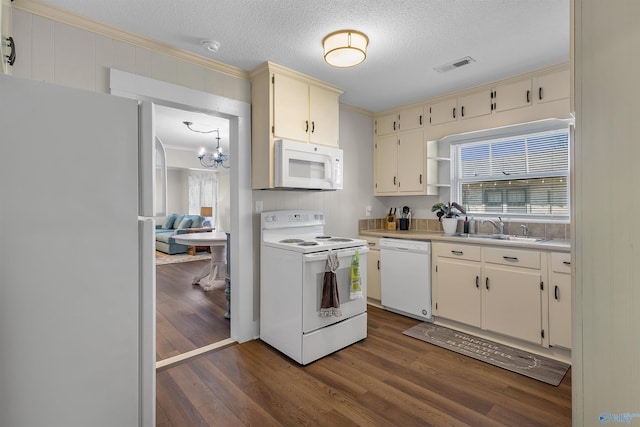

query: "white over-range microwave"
left=274, top=139, right=343, bottom=190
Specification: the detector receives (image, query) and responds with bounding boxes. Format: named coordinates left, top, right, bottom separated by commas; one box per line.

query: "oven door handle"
left=303, top=246, right=369, bottom=262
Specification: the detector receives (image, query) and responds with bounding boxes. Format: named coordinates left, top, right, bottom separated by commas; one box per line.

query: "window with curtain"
left=451, top=127, right=570, bottom=218
left=188, top=172, right=217, bottom=221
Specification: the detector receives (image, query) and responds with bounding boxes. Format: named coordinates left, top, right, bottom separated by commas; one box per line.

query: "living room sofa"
left=155, top=213, right=213, bottom=255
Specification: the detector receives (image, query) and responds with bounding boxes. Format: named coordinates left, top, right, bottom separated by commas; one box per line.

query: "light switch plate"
left=255, top=200, right=263, bottom=214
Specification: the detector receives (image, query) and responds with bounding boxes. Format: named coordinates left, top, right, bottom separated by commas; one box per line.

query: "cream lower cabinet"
left=549, top=252, right=572, bottom=349
left=434, top=242, right=545, bottom=345
left=435, top=258, right=482, bottom=328
left=433, top=242, right=482, bottom=327
left=361, top=236, right=381, bottom=301
left=483, top=265, right=543, bottom=345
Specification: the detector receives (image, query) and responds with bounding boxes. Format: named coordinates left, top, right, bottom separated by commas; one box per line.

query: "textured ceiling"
left=38, top=0, right=570, bottom=113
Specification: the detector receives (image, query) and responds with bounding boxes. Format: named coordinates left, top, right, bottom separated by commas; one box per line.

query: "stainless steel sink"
left=448, top=233, right=550, bottom=243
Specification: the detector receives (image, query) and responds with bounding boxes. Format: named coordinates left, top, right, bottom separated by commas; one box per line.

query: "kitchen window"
left=450, top=126, right=570, bottom=219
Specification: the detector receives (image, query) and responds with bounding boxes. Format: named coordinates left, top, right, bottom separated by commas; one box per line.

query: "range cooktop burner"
left=280, top=239, right=305, bottom=243
left=298, top=242, right=319, bottom=246
left=327, top=238, right=352, bottom=242
left=315, top=236, right=332, bottom=240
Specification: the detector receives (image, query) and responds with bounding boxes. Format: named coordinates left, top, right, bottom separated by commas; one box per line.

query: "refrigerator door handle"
left=138, top=218, right=156, bottom=427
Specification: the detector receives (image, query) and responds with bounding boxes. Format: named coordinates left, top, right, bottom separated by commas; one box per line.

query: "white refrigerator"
left=0, top=74, right=163, bottom=427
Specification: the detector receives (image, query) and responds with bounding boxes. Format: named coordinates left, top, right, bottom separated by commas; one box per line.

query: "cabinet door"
left=459, top=90, right=492, bottom=120
left=397, top=130, right=424, bottom=192
left=493, top=79, right=532, bottom=113
left=429, top=97, right=458, bottom=125
left=534, top=69, right=570, bottom=104
left=549, top=271, right=572, bottom=348
left=309, top=85, right=339, bottom=147
left=399, top=105, right=424, bottom=131
left=374, top=135, right=398, bottom=193
left=1, top=0, right=12, bottom=75
left=482, top=265, right=542, bottom=344
left=273, top=73, right=309, bottom=143
left=375, top=113, right=398, bottom=136
left=435, top=258, right=482, bottom=328
left=366, top=249, right=381, bottom=300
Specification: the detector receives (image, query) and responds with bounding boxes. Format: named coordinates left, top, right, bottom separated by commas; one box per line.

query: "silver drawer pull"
left=368, top=242, right=376, bottom=247
left=451, top=250, right=464, bottom=256
left=503, top=256, right=519, bottom=262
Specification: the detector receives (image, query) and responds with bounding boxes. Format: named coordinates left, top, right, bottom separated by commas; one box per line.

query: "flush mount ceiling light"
left=322, top=30, right=368, bottom=68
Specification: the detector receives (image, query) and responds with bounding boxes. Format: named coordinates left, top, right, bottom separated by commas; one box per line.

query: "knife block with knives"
left=385, top=208, right=397, bottom=230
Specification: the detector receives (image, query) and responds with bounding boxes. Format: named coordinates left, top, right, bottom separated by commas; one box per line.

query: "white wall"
left=573, top=1, right=640, bottom=425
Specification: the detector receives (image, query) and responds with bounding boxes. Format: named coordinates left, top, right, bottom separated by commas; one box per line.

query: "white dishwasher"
left=380, top=238, right=432, bottom=321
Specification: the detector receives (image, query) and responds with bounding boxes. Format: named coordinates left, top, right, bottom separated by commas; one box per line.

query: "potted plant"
left=432, top=202, right=466, bottom=234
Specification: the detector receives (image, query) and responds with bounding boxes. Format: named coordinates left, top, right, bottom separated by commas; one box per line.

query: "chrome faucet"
left=521, top=224, right=529, bottom=237
left=482, top=217, right=505, bottom=234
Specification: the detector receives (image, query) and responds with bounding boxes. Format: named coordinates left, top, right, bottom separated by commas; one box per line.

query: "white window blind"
left=454, top=128, right=569, bottom=216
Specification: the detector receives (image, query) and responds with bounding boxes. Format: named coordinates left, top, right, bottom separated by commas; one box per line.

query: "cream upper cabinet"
left=493, top=78, right=532, bottom=113
left=398, top=105, right=425, bottom=131
left=375, top=106, right=423, bottom=136
left=375, top=113, right=399, bottom=136
left=308, top=84, right=340, bottom=146
left=0, top=0, right=13, bottom=75
left=549, top=252, right=572, bottom=349
left=459, top=89, right=492, bottom=120
left=374, top=134, right=399, bottom=193
left=428, top=97, right=458, bottom=126
left=273, top=73, right=309, bottom=143
left=397, top=129, right=425, bottom=192
left=374, top=129, right=435, bottom=195
left=534, top=69, right=570, bottom=104
left=250, top=62, right=343, bottom=189
left=273, top=72, right=340, bottom=147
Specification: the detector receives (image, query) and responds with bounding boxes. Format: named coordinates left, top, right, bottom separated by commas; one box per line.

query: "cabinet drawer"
left=551, top=252, right=571, bottom=273
left=484, top=247, right=540, bottom=269
left=361, top=236, right=380, bottom=250
left=434, top=242, right=481, bottom=261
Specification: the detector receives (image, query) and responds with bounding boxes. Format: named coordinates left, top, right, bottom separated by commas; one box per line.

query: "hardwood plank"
left=156, top=260, right=230, bottom=361
left=156, top=305, right=571, bottom=426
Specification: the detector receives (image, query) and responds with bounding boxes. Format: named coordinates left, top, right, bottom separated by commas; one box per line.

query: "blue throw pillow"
left=190, top=215, right=204, bottom=228
left=176, top=217, right=192, bottom=229
left=162, top=214, right=177, bottom=230
left=172, top=214, right=185, bottom=229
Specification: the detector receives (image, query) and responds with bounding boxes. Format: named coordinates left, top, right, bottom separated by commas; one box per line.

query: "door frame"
left=110, top=69, right=256, bottom=425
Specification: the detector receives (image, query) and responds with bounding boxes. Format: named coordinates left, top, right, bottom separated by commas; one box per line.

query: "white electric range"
left=260, top=210, right=369, bottom=365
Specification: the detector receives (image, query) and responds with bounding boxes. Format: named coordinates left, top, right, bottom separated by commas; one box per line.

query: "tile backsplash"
left=359, top=218, right=571, bottom=240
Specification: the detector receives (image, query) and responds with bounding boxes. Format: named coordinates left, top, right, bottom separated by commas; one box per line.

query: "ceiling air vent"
left=434, top=56, right=476, bottom=73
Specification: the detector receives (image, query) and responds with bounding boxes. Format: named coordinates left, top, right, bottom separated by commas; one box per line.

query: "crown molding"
left=13, top=0, right=249, bottom=81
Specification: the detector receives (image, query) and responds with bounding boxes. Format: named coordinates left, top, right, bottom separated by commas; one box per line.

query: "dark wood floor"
left=156, top=305, right=571, bottom=426
left=156, top=260, right=230, bottom=361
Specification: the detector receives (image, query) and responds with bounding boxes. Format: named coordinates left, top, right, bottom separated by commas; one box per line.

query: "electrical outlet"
left=255, top=200, right=263, bottom=214
left=366, top=205, right=372, bottom=217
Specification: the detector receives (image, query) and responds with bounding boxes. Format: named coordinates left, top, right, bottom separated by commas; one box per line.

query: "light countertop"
left=359, top=229, right=571, bottom=252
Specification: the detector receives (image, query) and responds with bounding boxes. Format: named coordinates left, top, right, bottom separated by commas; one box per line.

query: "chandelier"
left=183, top=121, right=230, bottom=169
